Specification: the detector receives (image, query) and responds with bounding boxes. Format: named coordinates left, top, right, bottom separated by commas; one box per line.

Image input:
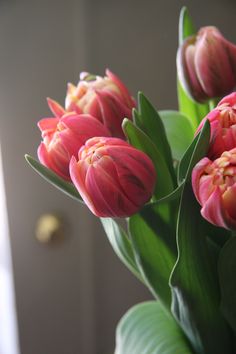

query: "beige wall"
left=0, top=1, right=235, bottom=354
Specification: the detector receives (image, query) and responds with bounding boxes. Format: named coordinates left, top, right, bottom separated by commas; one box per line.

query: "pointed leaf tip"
left=25, top=154, right=83, bottom=203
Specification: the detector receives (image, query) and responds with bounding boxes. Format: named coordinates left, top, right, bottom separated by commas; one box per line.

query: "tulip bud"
left=69, top=137, right=156, bottom=217
left=192, top=148, right=236, bottom=230
left=196, top=92, right=236, bottom=159
left=37, top=113, right=110, bottom=181
left=177, top=26, right=236, bottom=102
left=65, top=69, right=136, bottom=139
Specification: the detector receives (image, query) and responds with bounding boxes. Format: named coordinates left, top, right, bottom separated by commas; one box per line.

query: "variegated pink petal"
left=47, top=98, right=65, bottom=118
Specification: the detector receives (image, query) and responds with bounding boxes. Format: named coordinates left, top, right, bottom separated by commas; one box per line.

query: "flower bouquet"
left=25, top=7, right=236, bottom=354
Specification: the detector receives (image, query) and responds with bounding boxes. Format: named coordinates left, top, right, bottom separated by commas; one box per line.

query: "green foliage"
left=135, top=92, right=176, bottom=183
left=177, top=119, right=210, bottom=183
left=218, top=236, right=236, bottom=333
left=25, top=154, right=82, bottom=202
left=170, top=184, right=233, bottom=354
left=101, top=218, right=143, bottom=283
left=129, top=202, right=177, bottom=308
left=122, top=118, right=174, bottom=199
left=159, top=110, right=194, bottom=161
left=115, top=301, right=194, bottom=354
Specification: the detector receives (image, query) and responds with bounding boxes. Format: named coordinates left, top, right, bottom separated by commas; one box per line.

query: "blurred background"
left=0, top=0, right=235, bottom=353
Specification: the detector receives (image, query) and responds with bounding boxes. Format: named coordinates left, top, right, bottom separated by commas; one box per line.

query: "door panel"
left=0, top=1, right=150, bottom=353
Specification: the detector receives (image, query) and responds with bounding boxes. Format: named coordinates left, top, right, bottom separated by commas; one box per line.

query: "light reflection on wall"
left=0, top=144, right=20, bottom=354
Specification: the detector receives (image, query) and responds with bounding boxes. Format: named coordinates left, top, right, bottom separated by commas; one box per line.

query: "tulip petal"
left=185, top=43, right=207, bottom=101
left=218, top=92, right=236, bottom=106
left=106, top=69, right=136, bottom=108
left=95, top=91, right=132, bottom=138
left=85, top=161, right=138, bottom=217
left=69, top=157, right=99, bottom=214
left=201, top=186, right=229, bottom=229
left=177, top=36, right=207, bottom=102
left=191, top=157, right=211, bottom=203
left=37, top=117, right=59, bottom=135
left=195, top=28, right=235, bottom=97
left=38, top=142, right=70, bottom=181
left=59, top=114, right=110, bottom=156
left=222, top=184, right=236, bottom=228
left=106, top=146, right=156, bottom=204
left=47, top=97, right=65, bottom=118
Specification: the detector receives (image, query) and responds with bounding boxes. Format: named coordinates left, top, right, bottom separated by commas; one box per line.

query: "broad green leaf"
left=159, top=110, right=194, bottom=161
left=177, top=8, right=209, bottom=128
left=137, top=93, right=176, bottom=184
left=205, top=222, right=231, bottom=249
left=129, top=202, right=177, bottom=308
left=122, top=119, right=173, bottom=199
left=100, top=218, right=143, bottom=283
left=115, top=301, right=193, bottom=354
left=218, top=236, right=236, bottom=333
left=25, top=154, right=82, bottom=202
left=177, top=119, right=210, bottom=183
left=170, top=184, right=233, bottom=354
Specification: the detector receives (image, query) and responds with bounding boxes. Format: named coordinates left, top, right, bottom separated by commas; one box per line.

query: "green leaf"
left=136, top=93, right=176, bottom=184
left=177, top=119, right=210, bottom=183
left=153, top=181, right=185, bottom=205
left=170, top=184, right=233, bottom=354
left=218, top=236, right=236, bottom=333
left=178, top=6, right=195, bottom=45
left=25, top=154, right=82, bottom=202
left=101, top=218, right=143, bottom=283
left=115, top=301, right=194, bottom=354
left=129, top=202, right=177, bottom=308
left=159, top=110, right=194, bottom=161
left=122, top=119, right=174, bottom=199
left=177, top=81, right=209, bottom=130
left=177, top=7, right=210, bottom=128
left=132, top=107, right=141, bottom=127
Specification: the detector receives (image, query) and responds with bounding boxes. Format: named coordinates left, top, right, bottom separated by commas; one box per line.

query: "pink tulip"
left=37, top=112, right=110, bottom=181
left=65, top=69, right=136, bottom=138
left=177, top=26, right=236, bottom=102
left=196, top=92, right=236, bottom=159
left=192, top=148, right=236, bottom=230
left=69, top=137, right=156, bottom=217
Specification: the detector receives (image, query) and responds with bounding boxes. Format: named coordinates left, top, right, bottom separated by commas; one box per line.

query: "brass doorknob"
left=35, top=213, right=64, bottom=243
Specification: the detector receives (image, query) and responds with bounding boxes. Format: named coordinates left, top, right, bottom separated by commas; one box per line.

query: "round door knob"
left=35, top=213, right=64, bottom=243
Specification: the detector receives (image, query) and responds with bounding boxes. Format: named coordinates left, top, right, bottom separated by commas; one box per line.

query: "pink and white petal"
left=217, top=92, right=236, bottom=107
left=222, top=184, right=236, bottom=228
left=192, top=157, right=212, bottom=203
left=201, top=186, right=229, bottom=229
left=37, top=143, right=70, bottom=181
left=105, top=69, right=136, bottom=108
left=37, top=117, right=59, bottom=134
left=47, top=98, right=65, bottom=118
left=69, top=157, right=100, bottom=214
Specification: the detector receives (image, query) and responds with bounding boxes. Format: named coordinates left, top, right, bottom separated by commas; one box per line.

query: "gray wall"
left=0, top=1, right=235, bottom=354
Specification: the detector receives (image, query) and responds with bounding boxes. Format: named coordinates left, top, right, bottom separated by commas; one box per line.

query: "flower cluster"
left=192, top=92, right=236, bottom=229
left=37, top=70, right=156, bottom=217
left=27, top=8, right=236, bottom=353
